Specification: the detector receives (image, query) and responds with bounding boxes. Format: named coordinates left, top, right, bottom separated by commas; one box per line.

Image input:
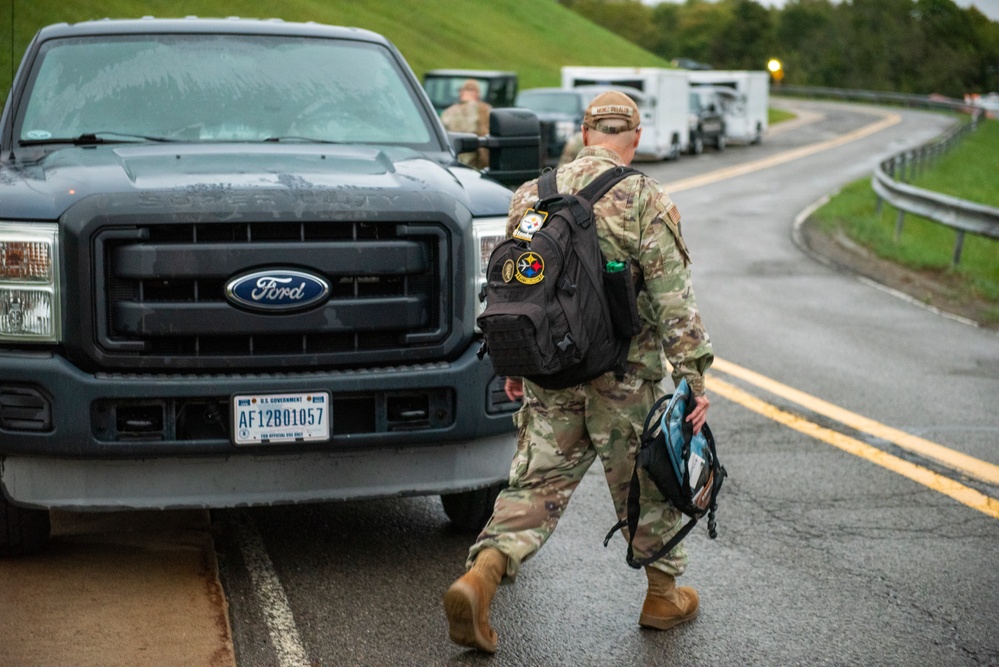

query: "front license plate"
left=232, top=391, right=330, bottom=445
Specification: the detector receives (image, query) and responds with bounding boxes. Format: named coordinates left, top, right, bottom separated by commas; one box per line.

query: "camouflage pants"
left=467, top=369, right=687, bottom=579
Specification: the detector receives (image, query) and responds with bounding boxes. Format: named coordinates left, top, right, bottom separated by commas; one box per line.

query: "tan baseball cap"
left=583, top=91, right=640, bottom=133
left=460, top=79, right=481, bottom=94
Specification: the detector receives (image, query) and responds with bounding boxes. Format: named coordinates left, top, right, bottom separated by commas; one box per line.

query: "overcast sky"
left=649, top=0, right=999, bottom=22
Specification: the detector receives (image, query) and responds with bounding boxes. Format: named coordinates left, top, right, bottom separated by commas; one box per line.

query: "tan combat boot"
left=639, top=567, right=700, bottom=630
left=443, top=547, right=508, bottom=652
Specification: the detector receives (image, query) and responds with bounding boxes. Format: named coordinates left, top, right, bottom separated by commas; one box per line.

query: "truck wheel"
left=689, top=132, right=704, bottom=155
left=667, top=140, right=681, bottom=161
left=716, top=133, right=726, bottom=152
left=441, top=482, right=505, bottom=532
left=0, top=494, right=51, bottom=557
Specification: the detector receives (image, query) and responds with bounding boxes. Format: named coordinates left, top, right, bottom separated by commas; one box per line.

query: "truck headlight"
left=472, top=216, right=507, bottom=329
left=0, top=223, right=61, bottom=342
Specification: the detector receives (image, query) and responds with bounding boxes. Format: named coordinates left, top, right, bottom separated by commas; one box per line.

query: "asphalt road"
left=213, top=99, right=999, bottom=667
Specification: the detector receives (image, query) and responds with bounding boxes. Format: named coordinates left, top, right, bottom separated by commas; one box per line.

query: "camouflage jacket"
left=441, top=100, right=492, bottom=169
left=506, top=146, right=714, bottom=394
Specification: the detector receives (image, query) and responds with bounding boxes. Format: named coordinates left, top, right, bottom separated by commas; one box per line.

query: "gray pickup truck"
left=0, top=17, right=539, bottom=555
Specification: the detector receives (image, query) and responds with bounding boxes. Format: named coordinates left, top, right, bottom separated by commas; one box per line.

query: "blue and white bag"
left=604, top=378, right=727, bottom=568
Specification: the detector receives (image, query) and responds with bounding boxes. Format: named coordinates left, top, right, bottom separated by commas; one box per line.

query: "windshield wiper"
left=263, top=136, right=346, bottom=144
left=19, top=131, right=178, bottom=146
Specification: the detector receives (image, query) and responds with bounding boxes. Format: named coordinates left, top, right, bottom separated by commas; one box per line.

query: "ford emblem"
left=225, top=269, right=331, bottom=312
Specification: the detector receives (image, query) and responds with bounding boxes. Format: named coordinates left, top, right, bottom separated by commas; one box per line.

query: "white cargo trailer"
left=561, top=67, right=691, bottom=161
left=688, top=70, right=769, bottom=144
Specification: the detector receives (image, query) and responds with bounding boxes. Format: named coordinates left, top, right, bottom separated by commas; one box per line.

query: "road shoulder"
left=798, top=216, right=997, bottom=331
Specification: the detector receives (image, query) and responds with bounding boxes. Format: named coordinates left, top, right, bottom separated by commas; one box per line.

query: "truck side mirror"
left=481, top=108, right=541, bottom=187
left=450, top=133, right=480, bottom=155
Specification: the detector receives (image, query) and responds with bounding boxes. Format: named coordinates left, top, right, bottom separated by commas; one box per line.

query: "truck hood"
left=0, top=143, right=511, bottom=220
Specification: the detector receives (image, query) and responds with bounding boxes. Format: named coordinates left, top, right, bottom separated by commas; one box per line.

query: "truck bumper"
left=0, top=344, right=519, bottom=508
left=1, top=433, right=515, bottom=510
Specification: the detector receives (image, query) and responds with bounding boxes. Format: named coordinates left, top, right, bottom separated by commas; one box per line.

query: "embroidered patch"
left=666, top=202, right=681, bottom=225
left=515, top=251, right=545, bottom=285
left=502, top=259, right=516, bottom=283
left=512, top=209, right=547, bottom=241
left=590, top=104, right=634, bottom=118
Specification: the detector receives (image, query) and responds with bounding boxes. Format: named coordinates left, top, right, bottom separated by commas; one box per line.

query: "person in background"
left=557, top=130, right=583, bottom=166
left=441, top=79, right=492, bottom=169
left=443, top=91, right=714, bottom=654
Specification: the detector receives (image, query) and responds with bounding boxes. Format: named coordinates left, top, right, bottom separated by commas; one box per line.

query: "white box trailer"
left=561, top=67, right=691, bottom=161
left=688, top=70, right=769, bottom=144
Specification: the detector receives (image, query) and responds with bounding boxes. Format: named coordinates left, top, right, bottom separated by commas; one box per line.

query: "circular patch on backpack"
left=502, top=259, right=516, bottom=283
left=515, top=252, right=545, bottom=285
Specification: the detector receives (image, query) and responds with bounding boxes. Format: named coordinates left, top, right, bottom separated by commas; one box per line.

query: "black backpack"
left=604, top=378, right=727, bottom=568
left=476, top=166, right=643, bottom=390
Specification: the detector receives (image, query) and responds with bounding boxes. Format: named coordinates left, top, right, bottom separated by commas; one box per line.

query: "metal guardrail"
left=779, top=85, right=998, bottom=267
left=775, top=85, right=978, bottom=114
left=871, top=115, right=999, bottom=267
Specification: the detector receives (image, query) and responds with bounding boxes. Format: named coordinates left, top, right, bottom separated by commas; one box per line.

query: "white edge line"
left=791, top=194, right=983, bottom=329
left=233, top=512, right=312, bottom=667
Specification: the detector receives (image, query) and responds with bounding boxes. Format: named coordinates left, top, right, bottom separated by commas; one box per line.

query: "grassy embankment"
left=812, top=117, right=999, bottom=323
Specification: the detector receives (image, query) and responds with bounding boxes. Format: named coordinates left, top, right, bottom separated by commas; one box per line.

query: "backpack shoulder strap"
left=577, top=166, right=642, bottom=204
left=538, top=166, right=642, bottom=232
left=538, top=165, right=641, bottom=205
left=537, top=167, right=559, bottom=200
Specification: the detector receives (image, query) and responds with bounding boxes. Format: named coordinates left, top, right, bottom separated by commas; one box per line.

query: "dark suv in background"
left=688, top=86, right=727, bottom=154
left=515, top=86, right=629, bottom=167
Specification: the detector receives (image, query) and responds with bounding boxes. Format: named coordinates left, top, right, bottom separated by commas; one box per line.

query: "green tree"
left=968, top=8, right=999, bottom=93
left=914, top=0, right=980, bottom=94
left=775, top=0, right=843, bottom=86
left=672, top=0, right=733, bottom=66
left=711, top=0, right=775, bottom=70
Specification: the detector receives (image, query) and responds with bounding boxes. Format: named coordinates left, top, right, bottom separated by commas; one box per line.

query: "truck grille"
left=93, top=220, right=450, bottom=369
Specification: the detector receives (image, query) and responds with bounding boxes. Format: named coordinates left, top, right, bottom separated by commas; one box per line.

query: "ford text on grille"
left=252, top=277, right=307, bottom=301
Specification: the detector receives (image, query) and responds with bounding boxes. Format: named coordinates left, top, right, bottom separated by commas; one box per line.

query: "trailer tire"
left=441, top=481, right=505, bottom=532
left=0, top=494, right=51, bottom=557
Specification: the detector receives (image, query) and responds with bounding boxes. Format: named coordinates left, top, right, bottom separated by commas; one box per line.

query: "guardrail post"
left=952, top=231, right=965, bottom=267
left=861, top=91, right=997, bottom=270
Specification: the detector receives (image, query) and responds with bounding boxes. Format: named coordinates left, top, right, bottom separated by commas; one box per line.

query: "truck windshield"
left=17, top=34, right=436, bottom=148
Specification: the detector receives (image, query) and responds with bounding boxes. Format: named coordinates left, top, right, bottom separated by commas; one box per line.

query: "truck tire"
left=716, top=131, right=726, bottom=152
left=689, top=131, right=704, bottom=155
left=667, top=138, right=681, bottom=162
left=441, top=482, right=505, bottom=532
left=1, top=494, right=51, bottom=557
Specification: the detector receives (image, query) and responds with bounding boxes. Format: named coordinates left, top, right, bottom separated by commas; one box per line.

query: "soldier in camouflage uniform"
left=440, top=79, right=492, bottom=169
left=444, top=91, right=713, bottom=654
left=557, top=130, right=584, bottom=166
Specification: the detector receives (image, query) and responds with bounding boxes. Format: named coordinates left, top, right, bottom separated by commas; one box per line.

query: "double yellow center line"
left=708, top=358, right=999, bottom=520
